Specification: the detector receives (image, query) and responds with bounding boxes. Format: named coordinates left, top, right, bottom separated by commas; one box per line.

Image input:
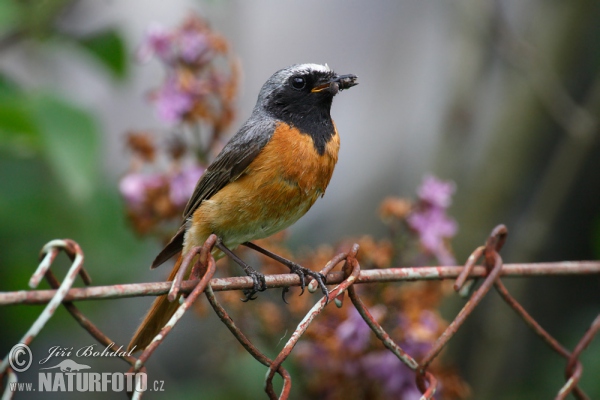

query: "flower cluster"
left=138, top=15, right=238, bottom=131
left=407, top=175, right=458, bottom=265
left=120, top=14, right=239, bottom=237
left=119, top=132, right=205, bottom=235
left=289, top=273, right=467, bottom=399
left=213, top=176, right=468, bottom=399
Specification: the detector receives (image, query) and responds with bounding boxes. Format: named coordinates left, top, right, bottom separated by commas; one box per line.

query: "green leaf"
left=0, top=98, right=40, bottom=151
left=29, top=94, right=101, bottom=201
left=0, top=80, right=40, bottom=153
left=77, top=29, right=128, bottom=79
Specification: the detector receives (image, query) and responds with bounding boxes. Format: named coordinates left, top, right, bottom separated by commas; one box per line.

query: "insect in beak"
left=311, top=74, right=358, bottom=93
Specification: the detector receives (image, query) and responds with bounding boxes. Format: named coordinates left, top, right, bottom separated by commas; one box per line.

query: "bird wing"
left=182, top=117, right=275, bottom=220
left=150, top=117, right=275, bottom=269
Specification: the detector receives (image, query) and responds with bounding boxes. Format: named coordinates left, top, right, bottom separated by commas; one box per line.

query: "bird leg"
left=216, top=239, right=267, bottom=302
left=242, top=242, right=329, bottom=303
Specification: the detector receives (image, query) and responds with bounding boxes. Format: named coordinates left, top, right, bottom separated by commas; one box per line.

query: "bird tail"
left=128, top=254, right=185, bottom=352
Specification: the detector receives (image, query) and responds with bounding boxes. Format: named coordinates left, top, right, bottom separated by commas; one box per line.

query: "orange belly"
left=183, top=121, right=339, bottom=253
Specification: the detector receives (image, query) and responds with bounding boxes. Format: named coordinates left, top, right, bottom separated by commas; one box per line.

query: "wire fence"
left=1, top=224, right=599, bottom=399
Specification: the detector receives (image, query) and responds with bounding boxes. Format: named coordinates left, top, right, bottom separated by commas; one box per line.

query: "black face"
left=288, top=70, right=337, bottom=93
left=258, top=64, right=357, bottom=155
left=268, top=69, right=338, bottom=115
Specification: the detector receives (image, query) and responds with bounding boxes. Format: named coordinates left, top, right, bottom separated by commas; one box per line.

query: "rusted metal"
left=307, top=251, right=348, bottom=293
left=167, top=245, right=200, bottom=302
left=1, top=367, right=17, bottom=400
left=264, top=244, right=361, bottom=399
left=168, top=235, right=218, bottom=302
left=43, top=269, right=138, bottom=367
left=555, top=362, right=589, bottom=400
left=484, top=225, right=508, bottom=267
left=347, top=281, right=440, bottom=399
left=3, top=262, right=599, bottom=306
left=416, top=241, right=505, bottom=392
left=0, top=240, right=89, bottom=400
left=0, top=239, right=87, bottom=374
left=1, top=227, right=599, bottom=399
left=348, top=284, right=418, bottom=369
left=130, top=365, right=149, bottom=400
left=205, top=285, right=292, bottom=399
left=454, top=246, right=485, bottom=291
left=134, top=238, right=217, bottom=372
left=494, top=279, right=589, bottom=399
left=556, top=361, right=585, bottom=400
left=565, top=314, right=600, bottom=383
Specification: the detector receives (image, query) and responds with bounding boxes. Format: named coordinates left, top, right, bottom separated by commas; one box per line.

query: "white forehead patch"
left=258, top=63, right=334, bottom=102
left=290, top=63, right=331, bottom=75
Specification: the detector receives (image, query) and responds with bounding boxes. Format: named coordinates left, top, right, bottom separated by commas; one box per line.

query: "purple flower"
left=153, top=78, right=194, bottom=124
left=179, top=30, right=211, bottom=64
left=362, top=351, right=421, bottom=399
left=417, top=175, right=456, bottom=209
left=169, top=165, right=205, bottom=207
left=408, top=175, right=458, bottom=265
left=398, top=311, right=439, bottom=356
left=336, top=307, right=372, bottom=353
left=417, top=310, right=439, bottom=336
left=119, top=172, right=164, bottom=207
left=407, top=207, right=457, bottom=264
left=137, top=23, right=173, bottom=63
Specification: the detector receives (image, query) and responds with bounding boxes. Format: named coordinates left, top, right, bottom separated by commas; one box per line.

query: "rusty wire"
left=1, top=225, right=599, bottom=399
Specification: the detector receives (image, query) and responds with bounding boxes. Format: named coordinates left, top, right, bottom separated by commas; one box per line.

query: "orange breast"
left=184, top=121, right=340, bottom=252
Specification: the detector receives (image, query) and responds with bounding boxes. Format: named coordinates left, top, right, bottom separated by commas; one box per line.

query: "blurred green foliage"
left=0, top=0, right=70, bottom=38
left=77, top=30, right=128, bottom=80
left=0, top=0, right=147, bottom=355
left=0, top=87, right=100, bottom=200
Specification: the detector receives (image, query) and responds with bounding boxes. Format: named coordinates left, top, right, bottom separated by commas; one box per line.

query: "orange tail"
left=128, top=254, right=185, bottom=352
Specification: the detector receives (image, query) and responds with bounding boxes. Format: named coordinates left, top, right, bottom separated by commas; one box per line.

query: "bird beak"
left=311, top=74, right=358, bottom=93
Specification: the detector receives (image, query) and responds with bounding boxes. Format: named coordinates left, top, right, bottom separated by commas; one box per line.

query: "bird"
left=128, top=63, right=357, bottom=352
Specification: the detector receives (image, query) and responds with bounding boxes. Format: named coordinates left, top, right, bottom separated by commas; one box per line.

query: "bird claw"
left=240, top=270, right=267, bottom=302
left=287, top=263, right=329, bottom=302
left=241, top=290, right=257, bottom=302
left=281, top=286, right=290, bottom=304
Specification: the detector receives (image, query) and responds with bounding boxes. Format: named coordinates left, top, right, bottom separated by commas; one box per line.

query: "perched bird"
left=129, top=63, right=357, bottom=351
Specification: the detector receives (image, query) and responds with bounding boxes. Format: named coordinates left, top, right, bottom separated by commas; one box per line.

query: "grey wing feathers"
left=150, top=225, right=185, bottom=269
left=181, top=117, right=275, bottom=221
left=150, top=117, right=274, bottom=270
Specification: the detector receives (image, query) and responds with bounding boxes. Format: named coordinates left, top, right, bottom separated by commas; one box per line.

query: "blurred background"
left=1, top=0, right=600, bottom=399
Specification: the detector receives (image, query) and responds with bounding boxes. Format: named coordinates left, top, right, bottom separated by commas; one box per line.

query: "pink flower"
left=153, top=78, right=194, bottom=124
left=408, top=208, right=457, bottom=250
left=119, top=172, right=164, bottom=207
left=398, top=311, right=440, bottom=354
left=362, top=351, right=422, bottom=399
left=417, top=175, right=456, bottom=209
left=336, top=307, right=372, bottom=353
left=408, top=175, right=458, bottom=265
left=169, top=165, right=205, bottom=206
left=407, top=208, right=457, bottom=265
left=137, top=23, right=174, bottom=63
left=179, top=30, right=211, bottom=64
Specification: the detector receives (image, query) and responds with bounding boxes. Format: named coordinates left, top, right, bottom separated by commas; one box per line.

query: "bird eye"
left=290, top=76, right=306, bottom=90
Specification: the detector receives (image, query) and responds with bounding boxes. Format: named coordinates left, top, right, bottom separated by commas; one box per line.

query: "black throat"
left=266, top=101, right=336, bottom=156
